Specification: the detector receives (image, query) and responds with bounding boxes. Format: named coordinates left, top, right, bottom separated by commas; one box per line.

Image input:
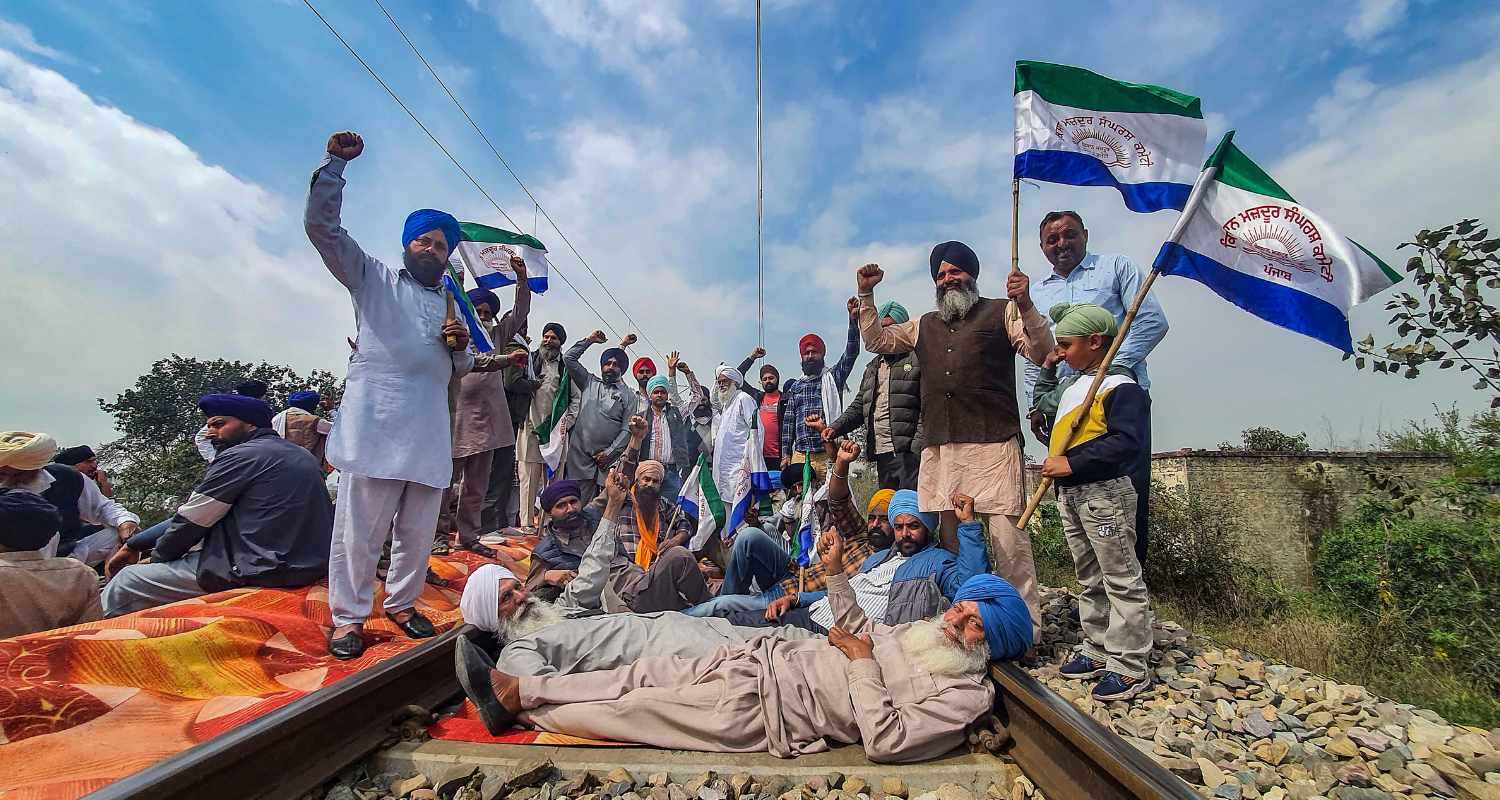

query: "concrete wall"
left=1026, top=450, right=1454, bottom=589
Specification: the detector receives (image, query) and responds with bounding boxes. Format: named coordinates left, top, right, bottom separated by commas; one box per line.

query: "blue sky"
left=3, top=0, right=1497, bottom=455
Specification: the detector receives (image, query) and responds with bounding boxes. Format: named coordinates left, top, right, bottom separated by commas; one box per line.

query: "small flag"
left=795, top=460, right=816, bottom=567
left=1014, top=60, right=1206, bottom=213
left=725, top=427, right=772, bottom=537
left=442, top=265, right=493, bottom=353
left=1153, top=132, right=1402, bottom=352
left=450, top=222, right=549, bottom=294
left=680, top=455, right=727, bottom=551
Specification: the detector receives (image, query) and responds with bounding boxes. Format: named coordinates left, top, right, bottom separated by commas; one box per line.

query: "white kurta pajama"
left=305, top=153, right=474, bottom=627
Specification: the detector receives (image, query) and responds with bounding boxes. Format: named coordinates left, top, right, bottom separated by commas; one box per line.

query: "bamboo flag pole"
left=1016, top=160, right=1220, bottom=529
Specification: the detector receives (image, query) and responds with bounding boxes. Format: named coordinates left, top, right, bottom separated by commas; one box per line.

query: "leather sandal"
left=464, top=541, right=499, bottom=559
left=385, top=608, right=436, bottom=639
left=329, top=628, right=366, bottom=660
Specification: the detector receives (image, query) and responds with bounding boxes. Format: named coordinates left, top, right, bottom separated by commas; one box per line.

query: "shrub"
left=1317, top=509, right=1500, bottom=691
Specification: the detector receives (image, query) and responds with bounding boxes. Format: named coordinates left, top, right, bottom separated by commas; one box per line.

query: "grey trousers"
left=329, top=473, right=443, bottom=626
left=440, top=452, right=494, bottom=547
left=481, top=444, right=517, bottom=533
left=495, top=612, right=820, bottom=676
left=103, top=552, right=205, bottom=616
left=1058, top=475, right=1152, bottom=679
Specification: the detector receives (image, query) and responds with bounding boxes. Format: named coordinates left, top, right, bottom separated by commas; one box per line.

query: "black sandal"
left=385, top=608, right=436, bottom=639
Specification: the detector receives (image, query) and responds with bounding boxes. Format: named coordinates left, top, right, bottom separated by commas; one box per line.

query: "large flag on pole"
left=680, top=455, right=726, bottom=551
left=1014, top=60, right=1206, bottom=213
left=724, top=427, right=772, bottom=538
left=450, top=222, right=550, bottom=293
left=1153, top=132, right=1402, bottom=352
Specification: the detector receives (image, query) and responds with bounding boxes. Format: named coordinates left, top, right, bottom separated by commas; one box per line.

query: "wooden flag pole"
left=443, top=286, right=461, bottom=350
left=1010, top=178, right=1022, bottom=275
left=1016, top=160, right=1220, bottom=529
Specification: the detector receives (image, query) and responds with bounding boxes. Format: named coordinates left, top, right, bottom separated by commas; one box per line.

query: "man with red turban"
left=778, top=299, right=862, bottom=477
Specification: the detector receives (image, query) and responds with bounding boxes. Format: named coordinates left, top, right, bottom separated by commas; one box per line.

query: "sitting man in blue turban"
left=306, top=130, right=476, bottom=659
left=102, top=394, right=334, bottom=616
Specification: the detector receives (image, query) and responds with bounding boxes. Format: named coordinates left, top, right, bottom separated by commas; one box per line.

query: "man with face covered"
left=516, top=322, right=578, bottom=527
left=102, top=394, right=333, bottom=616
left=731, top=488, right=987, bottom=634
left=306, top=131, right=474, bottom=659
left=563, top=331, right=639, bottom=504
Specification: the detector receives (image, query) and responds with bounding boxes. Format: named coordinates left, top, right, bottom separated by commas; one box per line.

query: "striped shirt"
left=808, top=552, right=909, bottom=629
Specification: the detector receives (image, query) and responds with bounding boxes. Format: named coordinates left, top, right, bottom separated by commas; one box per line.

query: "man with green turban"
left=830, top=300, right=923, bottom=490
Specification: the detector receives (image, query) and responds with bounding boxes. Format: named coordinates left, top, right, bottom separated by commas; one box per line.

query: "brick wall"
left=1026, top=450, right=1454, bottom=589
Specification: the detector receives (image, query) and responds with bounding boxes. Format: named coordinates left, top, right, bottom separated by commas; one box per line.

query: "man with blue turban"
left=306, top=130, right=475, bottom=659
left=273, top=389, right=332, bottom=464
left=830, top=299, right=922, bottom=490
left=456, top=512, right=1027, bottom=763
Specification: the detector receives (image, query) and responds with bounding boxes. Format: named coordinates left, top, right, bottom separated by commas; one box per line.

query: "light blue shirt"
left=1024, top=253, right=1168, bottom=404
left=305, top=154, right=473, bottom=488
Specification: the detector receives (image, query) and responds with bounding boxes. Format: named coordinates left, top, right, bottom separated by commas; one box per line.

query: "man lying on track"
left=456, top=530, right=1032, bottom=763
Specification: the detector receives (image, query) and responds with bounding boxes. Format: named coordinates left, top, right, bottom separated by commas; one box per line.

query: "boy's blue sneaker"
left=1092, top=672, right=1150, bottom=702
left=1059, top=654, right=1107, bottom=679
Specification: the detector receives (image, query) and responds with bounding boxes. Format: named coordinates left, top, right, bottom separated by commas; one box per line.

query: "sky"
left=3, top=0, right=1497, bottom=458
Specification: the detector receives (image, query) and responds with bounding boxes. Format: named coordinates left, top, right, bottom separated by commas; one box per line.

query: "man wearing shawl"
left=709, top=364, right=760, bottom=527
left=830, top=300, right=923, bottom=490
left=516, top=322, right=579, bottom=527
left=456, top=530, right=1031, bottom=762
left=272, top=390, right=332, bottom=464
left=562, top=331, right=639, bottom=504
left=779, top=299, right=862, bottom=476
left=855, top=242, right=1054, bottom=635
left=0, top=431, right=139, bottom=566
left=0, top=490, right=103, bottom=637
left=306, top=131, right=474, bottom=659
left=439, top=280, right=531, bottom=557
left=102, top=394, right=333, bottom=616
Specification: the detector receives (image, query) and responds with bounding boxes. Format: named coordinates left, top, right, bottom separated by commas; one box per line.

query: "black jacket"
left=831, top=353, right=923, bottom=457
left=638, top=403, right=691, bottom=468
left=154, top=428, right=333, bottom=593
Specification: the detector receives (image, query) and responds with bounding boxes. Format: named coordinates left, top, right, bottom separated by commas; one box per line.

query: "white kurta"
left=710, top=391, right=758, bottom=496
left=304, top=154, right=472, bottom=489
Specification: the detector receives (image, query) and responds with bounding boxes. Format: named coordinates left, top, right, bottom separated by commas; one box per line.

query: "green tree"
left=1351, top=219, right=1500, bottom=408
left=97, top=355, right=341, bottom=522
left=1219, top=426, right=1310, bottom=453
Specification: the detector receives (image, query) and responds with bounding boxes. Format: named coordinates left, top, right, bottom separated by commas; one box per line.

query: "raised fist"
left=856, top=263, right=884, bottom=293
left=326, top=131, right=364, bottom=160
left=588, top=330, right=608, bottom=344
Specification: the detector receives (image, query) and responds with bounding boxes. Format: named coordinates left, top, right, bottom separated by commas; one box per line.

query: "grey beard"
left=540, top=344, right=561, bottom=361
left=497, top=597, right=566, bottom=642
left=899, top=618, right=990, bottom=677
left=936, top=281, right=980, bottom=323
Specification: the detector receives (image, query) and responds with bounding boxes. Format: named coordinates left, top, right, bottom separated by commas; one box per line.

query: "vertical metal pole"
left=755, top=0, right=765, bottom=347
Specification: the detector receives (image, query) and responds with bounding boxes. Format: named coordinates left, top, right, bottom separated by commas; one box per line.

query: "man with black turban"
left=560, top=330, right=639, bottom=504
left=516, top=322, right=578, bottom=526
left=0, top=490, right=103, bottom=637
left=101, top=394, right=334, bottom=616
left=306, top=130, right=474, bottom=659
left=53, top=444, right=114, bottom=498
left=854, top=242, right=1054, bottom=636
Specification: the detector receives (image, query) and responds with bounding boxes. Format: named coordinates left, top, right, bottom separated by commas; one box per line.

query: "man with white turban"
left=0, top=431, right=140, bottom=565
left=306, top=131, right=474, bottom=660
left=708, top=364, right=760, bottom=529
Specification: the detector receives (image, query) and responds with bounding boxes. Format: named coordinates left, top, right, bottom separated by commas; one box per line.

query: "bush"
left=1317, top=509, right=1500, bottom=691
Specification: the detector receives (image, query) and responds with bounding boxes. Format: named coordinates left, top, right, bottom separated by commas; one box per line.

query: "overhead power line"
left=372, top=0, right=669, bottom=363
left=300, top=0, right=628, bottom=343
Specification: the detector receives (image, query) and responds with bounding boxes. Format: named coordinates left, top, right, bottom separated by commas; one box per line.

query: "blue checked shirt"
left=1024, top=253, right=1169, bottom=404
left=781, top=317, right=861, bottom=457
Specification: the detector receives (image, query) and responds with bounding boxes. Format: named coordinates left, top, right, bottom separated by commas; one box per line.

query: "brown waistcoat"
left=914, top=297, right=1021, bottom=446
left=282, top=412, right=328, bottom=465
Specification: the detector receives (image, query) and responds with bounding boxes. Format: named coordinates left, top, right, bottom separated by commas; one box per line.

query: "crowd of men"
left=0, top=130, right=1169, bottom=761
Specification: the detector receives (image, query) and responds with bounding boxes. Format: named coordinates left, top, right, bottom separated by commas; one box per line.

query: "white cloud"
left=0, top=18, right=69, bottom=63
left=1345, top=0, right=1408, bottom=42
left=507, top=0, right=691, bottom=88
left=0, top=48, right=350, bottom=445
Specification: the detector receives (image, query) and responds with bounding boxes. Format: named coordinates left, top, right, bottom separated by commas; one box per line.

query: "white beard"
left=899, top=618, right=990, bottom=677
left=497, top=597, right=566, bottom=641
left=935, top=283, right=980, bottom=323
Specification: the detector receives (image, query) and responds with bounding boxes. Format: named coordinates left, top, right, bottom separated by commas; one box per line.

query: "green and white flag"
left=678, top=455, right=726, bottom=551
left=449, top=222, right=549, bottom=293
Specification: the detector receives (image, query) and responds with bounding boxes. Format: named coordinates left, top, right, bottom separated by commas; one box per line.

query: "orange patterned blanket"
left=0, top=543, right=529, bottom=800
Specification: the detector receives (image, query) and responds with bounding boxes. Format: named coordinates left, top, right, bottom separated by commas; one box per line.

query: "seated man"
left=605, top=416, right=695, bottom=570
left=272, top=389, right=332, bottom=464
left=684, top=437, right=874, bottom=619
left=53, top=444, right=115, bottom=498
left=459, top=561, right=818, bottom=677
left=101, top=394, right=334, bottom=616
left=733, top=488, right=986, bottom=633
left=0, top=431, right=139, bottom=565
left=0, top=490, right=103, bottom=637
left=456, top=529, right=1032, bottom=763
left=863, top=488, right=895, bottom=551
left=527, top=467, right=711, bottom=615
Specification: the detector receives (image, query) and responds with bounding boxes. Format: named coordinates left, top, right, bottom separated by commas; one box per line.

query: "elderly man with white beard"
left=855, top=242, right=1054, bottom=637
left=456, top=525, right=1031, bottom=762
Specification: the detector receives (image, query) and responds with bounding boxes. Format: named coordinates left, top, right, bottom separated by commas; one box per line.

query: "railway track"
left=85, top=629, right=1195, bottom=800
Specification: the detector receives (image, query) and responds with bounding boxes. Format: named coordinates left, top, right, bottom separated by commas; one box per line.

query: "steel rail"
left=84, top=627, right=467, bottom=800
left=991, top=663, right=1198, bottom=800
